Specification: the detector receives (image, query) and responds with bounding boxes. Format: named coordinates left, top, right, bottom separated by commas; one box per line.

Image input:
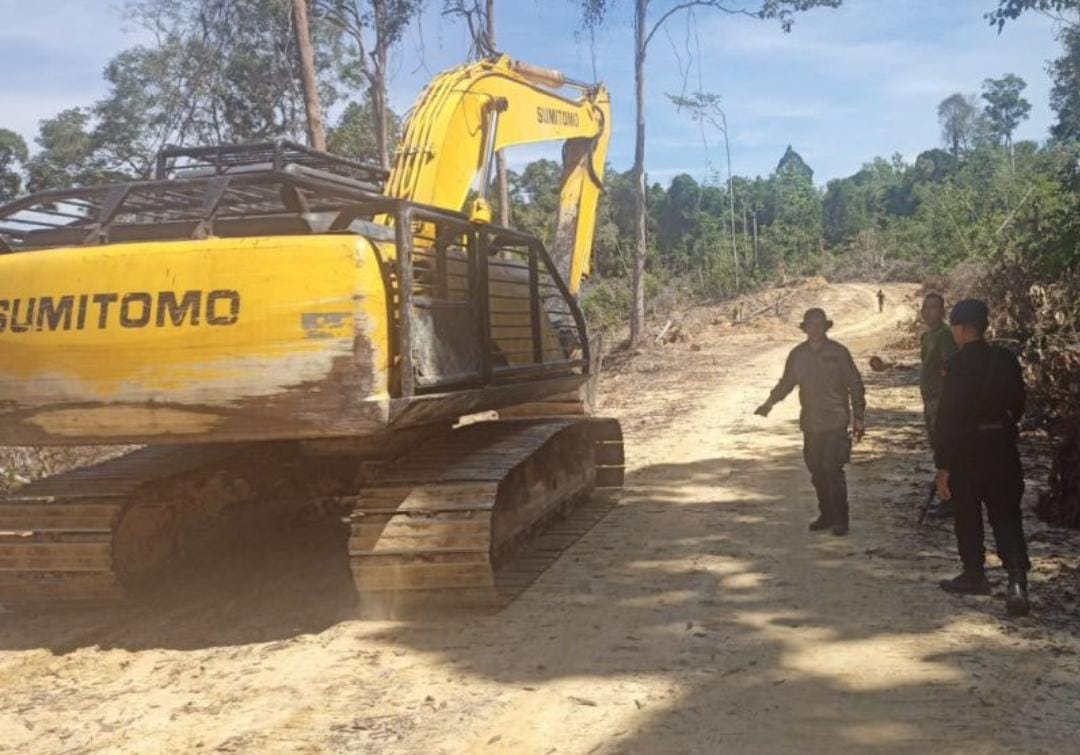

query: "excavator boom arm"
left=386, top=56, right=611, bottom=294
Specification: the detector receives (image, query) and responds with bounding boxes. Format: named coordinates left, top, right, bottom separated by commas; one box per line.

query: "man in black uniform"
left=755, top=308, right=866, bottom=536
left=934, top=299, right=1030, bottom=616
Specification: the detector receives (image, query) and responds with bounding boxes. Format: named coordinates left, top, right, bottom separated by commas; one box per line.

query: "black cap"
left=949, top=298, right=989, bottom=327
left=799, top=308, right=833, bottom=329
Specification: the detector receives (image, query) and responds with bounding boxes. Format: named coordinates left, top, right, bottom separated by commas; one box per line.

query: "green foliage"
left=1050, top=26, right=1080, bottom=142
left=19, top=0, right=348, bottom=190
left=314, top=1, right=424, bottom=137
left=580, top=278, right=631, bottom=333
left=126, top=0, right=342, bottom=143
left=25, top=109, right=128, bottom=192
left=328, top=98, right=402, bottom=163
left=499, top=100, right=1079, bottom=309
left=770, top=146, right=822, bottom=263
left=508, top=159, right=562, bottom=244
left=0, top=129, right=28, bottom=202
left=987, top=0, right=1080, bottom=30
left=981, top=74, right=1032, bottom=149
left=937, top=93, right=978, bottom=158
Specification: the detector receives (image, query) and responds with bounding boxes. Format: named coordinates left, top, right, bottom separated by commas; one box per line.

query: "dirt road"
left=1, top=282, right=1078, bottom=754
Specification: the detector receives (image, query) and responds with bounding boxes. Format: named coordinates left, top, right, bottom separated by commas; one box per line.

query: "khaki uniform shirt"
left=767, top=339, right=866, bottom=434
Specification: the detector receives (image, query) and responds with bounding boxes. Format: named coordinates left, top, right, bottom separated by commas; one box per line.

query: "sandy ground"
left=1, top=282, right=1078, bottom=754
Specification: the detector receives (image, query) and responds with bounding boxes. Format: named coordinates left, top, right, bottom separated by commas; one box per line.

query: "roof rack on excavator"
left=154, top=139, right=388, bottom=185
left=0, top=141, right=395, bottom=254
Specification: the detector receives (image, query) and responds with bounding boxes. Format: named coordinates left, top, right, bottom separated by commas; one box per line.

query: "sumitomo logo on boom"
left=536, top=107, right=580, bottom=128
left=0, top=290, right=241, bottom=334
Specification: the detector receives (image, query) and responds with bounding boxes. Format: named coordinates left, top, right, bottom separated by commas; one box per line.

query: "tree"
left=294, top=0, right=328, bottom=149
left=508, top=158, right=563, bottom=242
left=911, top=148, right=957, bottom=183
left=0, top=129, right=28, bottom=202
left=20, top=0, right=346, bottom=189
left=770, top=146, right=822, bottom=266
left=657, top=173, right=701, bottom=269
left=981, top=74, right=1031, bottom=157
left=122, top=0, right=341, bottom=150
left=578, top=0, right=843, bottom=347
left=316, top=0, right=423, bottom=169
left=328, top=98, right=402, bottom=163
left=668, top=91, right=741, bottom=289
left=937, top=93, right=978, bottom=158
left=1049, top=26, right=1080, bottom=141
left=25, top=109, right=122, bottom=192
left=442, top=0, right=511, bottom=226
left=987, top=0, right=1080, bottom=30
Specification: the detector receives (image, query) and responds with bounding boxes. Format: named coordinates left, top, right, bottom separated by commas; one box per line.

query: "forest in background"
left=0, top=0, right=1077, bottom=525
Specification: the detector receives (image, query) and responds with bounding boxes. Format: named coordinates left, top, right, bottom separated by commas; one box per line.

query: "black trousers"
left=803, top=429, right=851, bottom=525
left=951, top=460, right=1030, bottom=574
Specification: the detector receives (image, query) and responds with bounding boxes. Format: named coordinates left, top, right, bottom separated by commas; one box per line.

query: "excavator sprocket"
left=347, top=417, right=624, bottom=613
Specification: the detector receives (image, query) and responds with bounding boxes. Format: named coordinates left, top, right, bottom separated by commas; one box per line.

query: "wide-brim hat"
left=799, top=307, right=833, bottom=329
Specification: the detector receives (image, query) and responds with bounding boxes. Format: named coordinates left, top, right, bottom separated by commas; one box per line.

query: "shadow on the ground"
left=0, top=360, right=1077, bottom=753
left=0, top=519, right=360, bottom=652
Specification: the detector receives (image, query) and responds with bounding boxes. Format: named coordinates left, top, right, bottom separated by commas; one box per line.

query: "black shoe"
left=939, top=570, right=991, bottom=595
left=1006, top=572, right=1030, bottom=617
left=926, top=500, right=955, bottom=520
left=809, top=517, right=833, bottom=532
left=831, top=523, right=849, bottom=536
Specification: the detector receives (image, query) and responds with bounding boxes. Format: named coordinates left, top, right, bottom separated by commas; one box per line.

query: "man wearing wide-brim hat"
left=755, top=308, right=866, bottom=536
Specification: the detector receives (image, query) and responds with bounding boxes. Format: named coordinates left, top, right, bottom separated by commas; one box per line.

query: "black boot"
left=831, top=521, right=849, bottom=536
left=1006, top=571, right=1030, bottom=617
left=939, top=570, right=991, bottom=595
left=808, top=516, right=833, bottom=532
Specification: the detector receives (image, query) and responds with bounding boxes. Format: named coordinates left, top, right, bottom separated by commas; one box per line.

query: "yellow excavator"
left=0, top=56, right=623, bottom=610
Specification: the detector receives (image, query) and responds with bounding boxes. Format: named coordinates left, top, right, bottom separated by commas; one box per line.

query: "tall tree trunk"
left=752, top=211, right=759, bottom=271
left=372, top=0, right=391, bottom=170
left=487, top=0, right=511, bottom=226
left=629, top=0, right=648, bottom=347
left=743, top=207, right=750, bottom=251
left=292, top=0, right=326, bottom=150
left=721, top=111, right=739, bottom=292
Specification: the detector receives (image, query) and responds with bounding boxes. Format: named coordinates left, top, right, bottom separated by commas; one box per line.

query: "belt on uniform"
left=976, top=422, right=1006, bottom=432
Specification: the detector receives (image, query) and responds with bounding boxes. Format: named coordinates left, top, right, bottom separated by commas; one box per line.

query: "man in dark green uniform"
left=920, top=293, right=956, bottom=439
left=934, top=299, right=1030, bottom=616
left=920, top=293, right=957, bottom=518
left=755, top=308, right=866, bottom=536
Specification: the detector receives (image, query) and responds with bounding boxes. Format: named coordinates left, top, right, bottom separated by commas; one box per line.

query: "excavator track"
left=0, top=446, right=241, bottom=605
left=0, top=418, right=623, bottom=611
left=346, top=417, right=624, bottom=613
left=0, top=443, right=359, bottom=608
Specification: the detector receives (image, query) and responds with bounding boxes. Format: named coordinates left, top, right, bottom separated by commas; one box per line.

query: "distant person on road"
left=920, top=293, right=958, bottom=519
left=876, top=289, right=886, bottom=313
left=754, top=308, right=866, bottom=536
left=934, top=299, right=1030, bottom=616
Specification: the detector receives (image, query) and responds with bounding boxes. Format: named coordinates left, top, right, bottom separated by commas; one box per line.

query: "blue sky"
left=0, top=1, right=1064, bottom=185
